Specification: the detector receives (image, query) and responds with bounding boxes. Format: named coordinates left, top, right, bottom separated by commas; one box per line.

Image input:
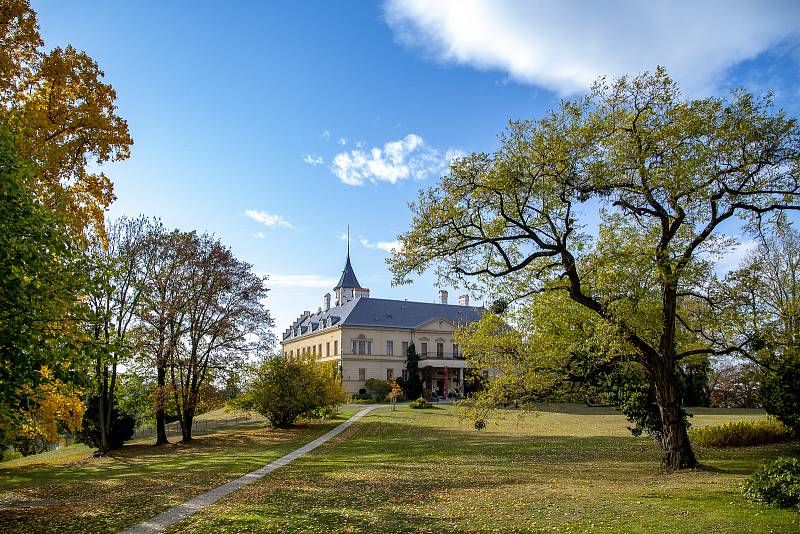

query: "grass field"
left=1, top=404, right=798, bottom=533
left=0, top=409, right=356, bottom=533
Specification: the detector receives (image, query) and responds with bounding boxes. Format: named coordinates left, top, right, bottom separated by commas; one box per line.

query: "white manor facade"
left=281, top=252, right=484, bottom=397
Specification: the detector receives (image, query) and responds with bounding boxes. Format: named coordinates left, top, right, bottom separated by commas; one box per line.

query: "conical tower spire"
left=335, top=226, right=361, bottom=290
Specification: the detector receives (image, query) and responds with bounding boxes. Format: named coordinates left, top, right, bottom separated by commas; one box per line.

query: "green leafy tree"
left=234, top=356, right=346, bottom=428
left=759, top=354, right=800, bottom=434
left=717, top=226, right=800, bottom=430
left=0, top=126, right=89, bottom=446
left=391, top=68, right=800, bottom=469
left=84, top=216, right=153, bottom=452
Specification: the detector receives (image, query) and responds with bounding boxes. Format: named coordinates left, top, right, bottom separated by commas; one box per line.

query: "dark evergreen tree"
left=401, top=342, right=423, bottom=400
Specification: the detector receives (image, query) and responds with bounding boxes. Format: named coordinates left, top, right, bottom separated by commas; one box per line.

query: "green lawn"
left=0, top=409, right=356, bottom=533
left=1, top=405, right=797, bottom=533
left=165, top=404, right=799, bottom=533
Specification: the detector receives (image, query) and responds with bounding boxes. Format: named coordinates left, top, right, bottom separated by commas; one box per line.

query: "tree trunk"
left=654, top=365, right=697, bottom=469
left=180, top=388, right=197, bottom=442
left=155, top=366, right=169, bottom=445
left=180, top=411, right=193, bottom=442
left=97, top=390, right=110, bottom=452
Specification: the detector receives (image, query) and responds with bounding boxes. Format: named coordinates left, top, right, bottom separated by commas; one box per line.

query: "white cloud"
left=244, top=209, right=294, bottom=229
left=359, top=236, right=403, bottom=253
left=303, top=154, right=324, bottom=166
left=267, top=274, right=338, bottom=288
left=253, top=231, right=266, bottom=239
left=338, top=137, right=348, bottom=146
left=384, top=0, right=800, bottom=95
left=321, top=130, right=331, bottom=140
left=331, top=133, right=460, bottom=186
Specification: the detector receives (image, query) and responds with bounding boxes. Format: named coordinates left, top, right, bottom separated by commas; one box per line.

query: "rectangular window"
left=358, top=368, right=366, bottom=381
left=319, top=343, right=322, bottom=357
left=326, top=342, right=330, bottom=357
left=334, top=340, right=338, bottom=355
left=358, top=339, right=366, bottom=354
left=312, top=345, right=316, bottom=356
left=402, top=341, right=409, bottom=355
left=386, top=340, right=393, bottom=356
left=352, top=339, right=358, bottom=354
left=421, top=342, right=427, bottom=357
left=367, top=340, right=372, bottom=355
left=387, top=368, right=394, bottom=380
left=453, top=344, right=459, bottom=358
left=289, top=350, right=293, bottom=357
left=437, top=342, right=444, bottom=358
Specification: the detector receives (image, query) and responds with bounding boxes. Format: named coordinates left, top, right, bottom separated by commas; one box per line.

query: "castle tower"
left=334, top=227, right=369, bottom=305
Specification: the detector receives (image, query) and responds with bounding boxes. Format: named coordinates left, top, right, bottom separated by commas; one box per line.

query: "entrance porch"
left=419, top=359, right=466, bottom=399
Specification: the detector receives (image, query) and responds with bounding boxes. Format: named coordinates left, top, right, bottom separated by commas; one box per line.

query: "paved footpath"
left=122, top=405, right=386, bottom=534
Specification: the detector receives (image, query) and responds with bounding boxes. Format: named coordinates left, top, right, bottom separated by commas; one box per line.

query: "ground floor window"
left=358, top=368, right=366, bottom=381
left=387, top=368, right=394, bottom=380
left=334, top=340, right=338, bottom=355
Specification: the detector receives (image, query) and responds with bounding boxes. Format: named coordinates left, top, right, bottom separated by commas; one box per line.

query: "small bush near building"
left=365, top=378, right=392, bottom=401
left=743, top=457, right=800, bottom=508
left=234, top=357, right=347, bottom=428
left=410, top=397, right=432, bottom=409
left=689, top=418, right=793, bottom=448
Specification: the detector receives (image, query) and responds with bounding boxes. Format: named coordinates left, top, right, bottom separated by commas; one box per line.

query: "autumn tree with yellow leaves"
left=0, top=0, right=132, bottom=244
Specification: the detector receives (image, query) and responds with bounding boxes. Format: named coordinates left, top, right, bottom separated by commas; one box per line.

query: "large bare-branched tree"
left=170, top=234, right=271, bottom=442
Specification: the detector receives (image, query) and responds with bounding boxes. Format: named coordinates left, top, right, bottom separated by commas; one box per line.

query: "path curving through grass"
left=122, top=405, right=386, bottom=534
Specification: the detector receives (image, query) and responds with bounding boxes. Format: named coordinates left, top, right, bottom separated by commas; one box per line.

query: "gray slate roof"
left=282, top=297, right=484, bottom=341
left=333, top=254, right=361, bottom=290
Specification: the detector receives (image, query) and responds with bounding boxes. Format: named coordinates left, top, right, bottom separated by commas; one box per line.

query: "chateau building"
left=281, top=250, right=484, bottom=397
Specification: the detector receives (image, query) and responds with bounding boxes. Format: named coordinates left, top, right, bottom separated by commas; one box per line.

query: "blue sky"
left=33, top=1, right=800, bottom=336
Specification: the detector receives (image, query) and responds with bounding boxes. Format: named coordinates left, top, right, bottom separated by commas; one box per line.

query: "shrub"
left=234, top=357, right=347, bottom=428
left=743, top=457, right=800, bottom=508
left=689, top=418, right=793, bottom=448
left=759, top=356, right=800, bottom=434
left=365, top=378, right=391, bottom=400
left=1, top=449, right=23, bottom=462
left=410, top=397, right=432, bottom=409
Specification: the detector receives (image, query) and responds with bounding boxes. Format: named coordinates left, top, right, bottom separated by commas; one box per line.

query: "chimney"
left=439, top=290, right=448, bottom=305
left=324, top=293, right=331, bottom=311
left=458, top=294, right=469, bottom=306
